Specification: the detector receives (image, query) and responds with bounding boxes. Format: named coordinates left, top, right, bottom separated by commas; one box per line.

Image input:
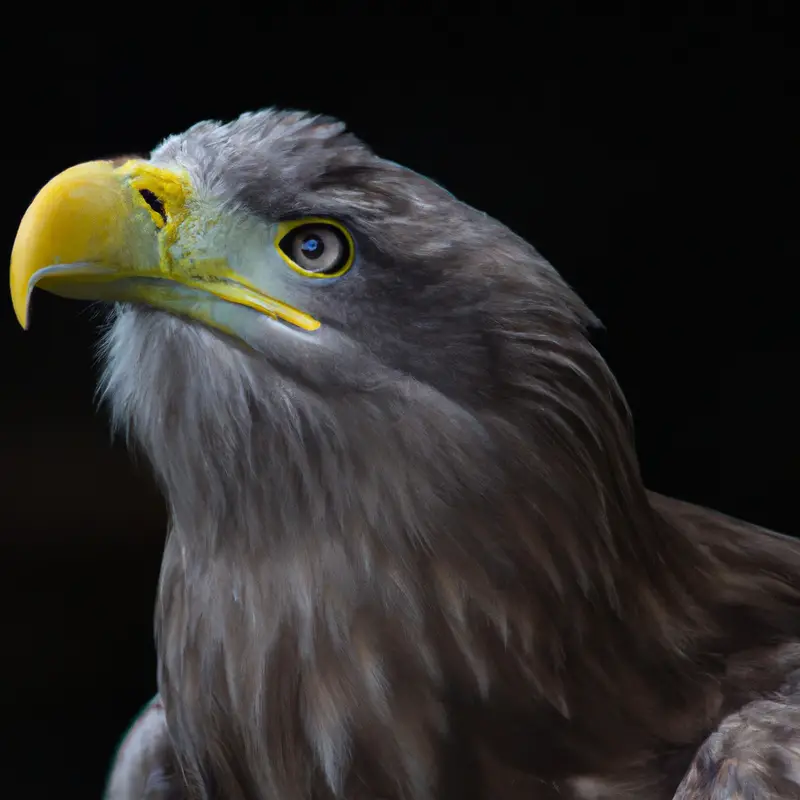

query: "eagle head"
left=10, top=109, right=682, bottom=798
left=11, top=109, right=642, bottom=562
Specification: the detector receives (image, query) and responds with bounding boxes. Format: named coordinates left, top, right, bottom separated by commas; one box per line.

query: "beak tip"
left=10, top=275, right=31, bottom=330
left=13, top=304, right=30, bottom=331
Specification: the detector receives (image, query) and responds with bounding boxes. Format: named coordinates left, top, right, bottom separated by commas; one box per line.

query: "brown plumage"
left=10, top=109, right=800, bottom=799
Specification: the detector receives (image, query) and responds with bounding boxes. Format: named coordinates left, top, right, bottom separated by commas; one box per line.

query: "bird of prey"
left=9, top=109, right=800, bottom=800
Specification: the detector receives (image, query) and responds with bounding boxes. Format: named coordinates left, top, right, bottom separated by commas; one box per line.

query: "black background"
left=0, top=10, right=794, bottom=798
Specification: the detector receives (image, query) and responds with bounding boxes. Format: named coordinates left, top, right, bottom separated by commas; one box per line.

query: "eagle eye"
left=276, top=219, right=354, bottom=278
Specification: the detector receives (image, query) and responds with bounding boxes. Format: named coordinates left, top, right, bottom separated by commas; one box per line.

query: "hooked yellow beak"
left=10, top=161, right=149, bottom=329
left=9, top=160, right=320, bottom=332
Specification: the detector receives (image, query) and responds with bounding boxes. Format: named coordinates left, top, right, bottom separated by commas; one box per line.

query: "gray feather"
left=94, top=109, right=800, bottom=800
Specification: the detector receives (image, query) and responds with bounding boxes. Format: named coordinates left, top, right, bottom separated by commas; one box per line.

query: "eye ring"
left=275, top=218, right=355, bottom=278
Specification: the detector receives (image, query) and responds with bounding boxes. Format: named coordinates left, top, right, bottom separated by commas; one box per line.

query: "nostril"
left=139, top=189, right=167, bottom=225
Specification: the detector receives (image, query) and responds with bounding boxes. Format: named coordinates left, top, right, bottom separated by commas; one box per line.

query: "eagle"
left=9, top=109, right=800, bottom=800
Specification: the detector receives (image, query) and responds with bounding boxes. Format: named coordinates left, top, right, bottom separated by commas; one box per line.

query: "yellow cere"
left=274, top=217, right=355, bottom=278
left=116, top=161, right=321, bottom=332
left=116, top=160, right=193, bottom=275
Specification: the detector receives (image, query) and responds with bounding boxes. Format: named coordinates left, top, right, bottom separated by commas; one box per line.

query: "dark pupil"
left=300, top=234, right=324, bottom=259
